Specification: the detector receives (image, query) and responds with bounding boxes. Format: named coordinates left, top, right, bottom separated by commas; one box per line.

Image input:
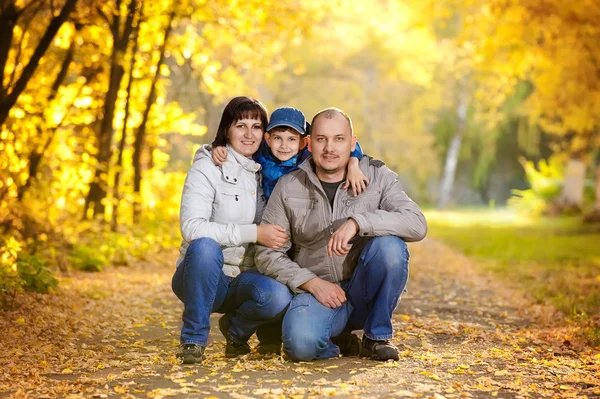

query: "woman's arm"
left=180, top=161, right=256, bottom=246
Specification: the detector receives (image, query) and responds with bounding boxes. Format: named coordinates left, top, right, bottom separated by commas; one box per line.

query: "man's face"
left=308, top=113, right=357, bottom=177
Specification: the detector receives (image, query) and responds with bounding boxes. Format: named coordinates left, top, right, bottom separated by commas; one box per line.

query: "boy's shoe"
left=361, top=336, right=400, bottom=361
left=177, top=343, right=205, bottom=364
left=331, top=332, right=361, bottom=356
left=219, top=315, right=251, bottom=358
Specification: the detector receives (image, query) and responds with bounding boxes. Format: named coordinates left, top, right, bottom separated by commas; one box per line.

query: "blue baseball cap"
left=266, top=107, right=308, bottom=136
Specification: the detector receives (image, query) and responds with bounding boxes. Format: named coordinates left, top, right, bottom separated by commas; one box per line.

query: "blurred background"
left=1, top=0, right=599, bottom=342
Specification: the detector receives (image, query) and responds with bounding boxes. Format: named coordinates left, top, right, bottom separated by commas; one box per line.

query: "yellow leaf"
left=393, top=391, right=418, bottom=397
left=15, top=317, right=25, bottom=324
left=61, top=368, right=73, bottom=374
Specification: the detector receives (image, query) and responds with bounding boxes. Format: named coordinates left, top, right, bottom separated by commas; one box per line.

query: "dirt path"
left=1, top=239, right=599, bottom=398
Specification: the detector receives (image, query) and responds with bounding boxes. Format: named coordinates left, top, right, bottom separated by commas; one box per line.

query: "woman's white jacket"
left=176, top=145, right=266, bottom=277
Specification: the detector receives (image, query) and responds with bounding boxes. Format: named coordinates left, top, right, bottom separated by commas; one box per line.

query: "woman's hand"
left=344, top=157, right=369, bottom=197
left=257, top=224, right=289, bottom=249
left=212, top=146, right=228, bottom=166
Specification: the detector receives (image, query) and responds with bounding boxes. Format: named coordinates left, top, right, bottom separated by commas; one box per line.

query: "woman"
left=172, top=96, right=292, bottom=364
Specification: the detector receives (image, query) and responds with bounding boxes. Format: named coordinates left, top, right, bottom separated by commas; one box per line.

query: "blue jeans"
left=282, top=236, right=409, bottom=361
left=172, top=238, right=292, bottom=346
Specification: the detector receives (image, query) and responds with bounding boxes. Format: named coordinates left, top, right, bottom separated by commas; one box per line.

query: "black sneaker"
left=177, top=343, right=205, bottom=364
left=361, top=336, right=399, bottom=361
left=256, top=340, right=282, bottom=355
left=256, top=324, right=282, bottom=355
left=219, top=315, right=251, bottom=358
left=331, top=332, right=361, bottom=356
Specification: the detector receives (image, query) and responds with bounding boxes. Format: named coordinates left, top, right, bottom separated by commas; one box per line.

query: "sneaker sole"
left=362, top=348, right=399, bottom=361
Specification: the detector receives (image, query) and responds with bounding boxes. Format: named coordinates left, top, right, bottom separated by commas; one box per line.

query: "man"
left=255, top=108, right=427, bottom=361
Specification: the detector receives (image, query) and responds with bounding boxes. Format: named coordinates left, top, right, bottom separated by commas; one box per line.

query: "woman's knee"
left=253, top=279, right=292, bottom=318
left=185, top=238, right=223, bottom=271
left=188, top=237, right=221, bottom=255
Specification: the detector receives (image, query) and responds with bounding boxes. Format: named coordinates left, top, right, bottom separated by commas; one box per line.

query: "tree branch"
left=0, top=0, right=78, bottom=128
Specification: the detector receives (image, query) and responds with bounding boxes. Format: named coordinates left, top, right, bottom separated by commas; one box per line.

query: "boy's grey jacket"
left=255, top=155, right=427, bottom=293
left=176, top=144, right=266, bottom=277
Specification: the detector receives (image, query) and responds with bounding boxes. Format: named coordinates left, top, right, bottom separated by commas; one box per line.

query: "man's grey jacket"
left=255, top=155, right=427, bottom=294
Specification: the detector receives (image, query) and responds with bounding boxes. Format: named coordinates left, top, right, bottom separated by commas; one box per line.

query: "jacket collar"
left=297, top=155, right=371, bottom=195
left=221, top=144, right=261, bottom=184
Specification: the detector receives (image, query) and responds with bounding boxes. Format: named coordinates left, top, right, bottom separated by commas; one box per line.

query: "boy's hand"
left=344, top=157, right=369, bottom=196
left=212, top=146, right=228, bottom=166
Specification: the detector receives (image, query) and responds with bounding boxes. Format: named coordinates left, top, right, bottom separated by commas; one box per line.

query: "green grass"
left=425, top=208, right=600, bottom=331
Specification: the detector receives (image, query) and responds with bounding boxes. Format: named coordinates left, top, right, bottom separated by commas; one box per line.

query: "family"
left=172, top=96, right=427, bottom=364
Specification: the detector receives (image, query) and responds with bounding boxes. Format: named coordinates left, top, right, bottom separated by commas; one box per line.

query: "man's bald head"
left=311, top=108, right=353, bottom=136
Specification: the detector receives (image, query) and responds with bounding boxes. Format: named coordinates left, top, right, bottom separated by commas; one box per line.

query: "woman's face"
left=228, top=118, right=263, bottom=158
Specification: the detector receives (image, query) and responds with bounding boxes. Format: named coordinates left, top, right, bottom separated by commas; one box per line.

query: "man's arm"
left=254, top=180, right=317, bottom=293
left=351, top=166, right=427, bottom=242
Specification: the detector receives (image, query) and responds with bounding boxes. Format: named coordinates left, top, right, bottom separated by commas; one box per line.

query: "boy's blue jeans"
left=282, top=236, right=410, bottom=361
left=172, top=237, right=292, bottom=346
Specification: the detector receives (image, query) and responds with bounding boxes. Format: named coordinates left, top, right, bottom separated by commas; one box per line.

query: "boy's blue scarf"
left=253, top=141, right=310, bottom=199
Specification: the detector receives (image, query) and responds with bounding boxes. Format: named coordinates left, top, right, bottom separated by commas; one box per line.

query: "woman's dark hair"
left=211, top=96, right=268, bottom=147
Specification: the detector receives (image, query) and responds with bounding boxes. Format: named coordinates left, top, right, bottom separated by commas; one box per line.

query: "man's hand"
left=257, top=224, right=288, bottom=249
left=343, top=157, right=369, bottom=197
left=212, top=146, right=228, bottom=166
left=300, top=277, right=347, bottom=308
left=328, top=218, right=359, bottom=257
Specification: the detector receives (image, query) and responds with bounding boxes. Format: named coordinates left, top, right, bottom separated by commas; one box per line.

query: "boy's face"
left=265, top=128, right=305, bottom=162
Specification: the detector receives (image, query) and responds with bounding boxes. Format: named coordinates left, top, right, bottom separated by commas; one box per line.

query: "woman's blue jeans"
left=172, top=238, right=292, bottom=346
left=282, top=236, right=410, bottom=361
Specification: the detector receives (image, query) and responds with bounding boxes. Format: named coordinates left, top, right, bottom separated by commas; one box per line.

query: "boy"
left=212, top=107, right=368, bottom=198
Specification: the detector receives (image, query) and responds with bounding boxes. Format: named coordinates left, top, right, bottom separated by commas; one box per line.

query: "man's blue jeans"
left=282, top=236, right=409, bottom=361
left=172, top=237, right=292, bottom=346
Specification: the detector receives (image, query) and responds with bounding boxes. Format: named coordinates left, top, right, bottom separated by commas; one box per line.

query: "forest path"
left=1, top=239, right=599, bottom=398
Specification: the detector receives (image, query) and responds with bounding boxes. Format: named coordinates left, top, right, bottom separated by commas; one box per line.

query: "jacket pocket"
left=285, top=197, right=314, bottom=229
left=343, top=191, right=381, bottom=211
left=214, top=188, right=246, bottom=223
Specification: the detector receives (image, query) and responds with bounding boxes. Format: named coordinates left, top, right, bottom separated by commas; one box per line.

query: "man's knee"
left=367, top=236, right=409, bottom=271
left=283, top=330, right=323, bottom=361
left=282, top=295, right=328, bottom=361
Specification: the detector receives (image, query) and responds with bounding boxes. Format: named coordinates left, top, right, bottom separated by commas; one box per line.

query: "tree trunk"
left=0, top=3, right=18, bottom=101
left=84, top=0, right=139, bottom=219
left=583, top=163, right=600, bottom=222
left=132, top=10, right=175, bottom=223
left=111, top=19, right=141, bottom=231
left=438, top=133, right=463, bottom=208
left=595, top=164, right=600, bottom=211
left=0, top=0, right=78, bottom=128
left=17, top=28, right=78, bottom=202
left=557, top=158, right=586, bottom=212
